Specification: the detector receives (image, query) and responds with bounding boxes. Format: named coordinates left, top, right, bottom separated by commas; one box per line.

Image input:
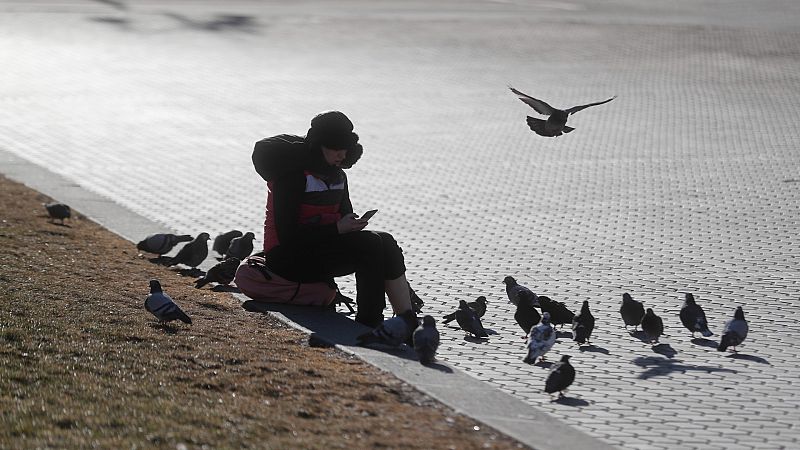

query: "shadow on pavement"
left=652, top=343, right=677, bottom=358
left=579, top=344, right=610, bottom=355
left=726, top=353, right=770, bottom=365
left=553, top=396, right=591, bottom=407
left=691, top=337, right=719, bottom=348
left=633, top=356, right=737, bottom=380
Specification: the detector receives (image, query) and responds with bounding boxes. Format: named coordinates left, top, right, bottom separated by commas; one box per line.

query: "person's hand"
left=337, top=213, right=368, bottom=234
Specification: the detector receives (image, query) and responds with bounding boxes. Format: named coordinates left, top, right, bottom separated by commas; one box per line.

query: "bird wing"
left=565, top=96, right=616, bottom=115
left=509, top=86, right=555, bottom=115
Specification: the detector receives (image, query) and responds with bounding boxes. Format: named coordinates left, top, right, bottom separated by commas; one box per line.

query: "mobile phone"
left=359, top=209, right=378, bottom=221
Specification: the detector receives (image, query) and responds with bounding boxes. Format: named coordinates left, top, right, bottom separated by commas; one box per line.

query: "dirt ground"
left=0, top=174, right=527, bottom=449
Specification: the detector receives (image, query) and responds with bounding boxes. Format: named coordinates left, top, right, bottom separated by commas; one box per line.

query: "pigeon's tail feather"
left=177, top=310, right=192, bottom=324
left=526, top=117, right=552, bottom=137
left=176, top=235, right=193, bottom=243
left=194, top=277, right=210, bottom=289
left=717, top=335, right=731, bottom=351
left=701, top=328, right=714, bottom=337
left=562, top=125, right=575, bottom=133
left=441, top=312, right=456, bottom=324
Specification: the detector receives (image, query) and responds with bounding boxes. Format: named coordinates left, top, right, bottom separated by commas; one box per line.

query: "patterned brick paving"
left=2, top=1, right=799, bottom=448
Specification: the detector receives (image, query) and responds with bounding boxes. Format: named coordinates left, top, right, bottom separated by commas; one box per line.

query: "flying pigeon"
left=545, top=355, right=576, bottom=398
left=538, top=296, right=575, bottom=328
left=503, top=276, right=537, bottom=307
left=442, top=296, right=487, bottom=324
left=514, top=290, right=541, bottom=338
left=137, top=233, right=194, bottom=255
left=144, top=279, right=192, bottom=324
left=524, top=312, right=557, bottom=364
left=226, top=231, right=255, bottom=261
left=44, top=202, right=71, bottom=224
left=620, top=292, right=645, bottom=331
left=572, top=300, right=595, bottom=346
left=509, top=86, right=616, bottom=137
left=718, top=306, right=748, bottom=352
left=166, top=232, right=210, bottom=269
left=195, top=257, right=241, bottom=289
left=680, top=293, right=714, bottom=337
left=412, top=315, right=440, bottom=364
left=356, top=313, right=415, bottom=348
left=212, top=230, right=243, bottom=258
left=455, top=299, right=489, bottom=338
left=640, top=308, right=664, bottom=344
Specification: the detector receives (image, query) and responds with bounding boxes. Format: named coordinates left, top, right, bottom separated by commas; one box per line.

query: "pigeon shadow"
left=147, top=256, right=171, bottom=265
left=556, top=330, right=573, bottom=339
left=484, top=328, right=500, bottom=336
left=211, top=285, right=241, bottom=294
left=632, top=356, right=737, bottom=380
left=652, top=343, right=677, bottom=358
left=175, top=267, right=205, bottom=278
left=691, top=337, right=719, bottom=349
left=48, top=222, right=72, bottom=228
left=531, top=359, right=554, bottom=369
left=553, top=396, right=591, bottom=407
left=579, top=344, right=610, bottom=355
left=148, top=322, right=180, bottom=334
left=421, top=361, right=455, bottom=374
left=463, top=335, right=490, bottom=343
left=726, top=353, right=770, bottom=365
left=630, top=330, right=658, bottom=344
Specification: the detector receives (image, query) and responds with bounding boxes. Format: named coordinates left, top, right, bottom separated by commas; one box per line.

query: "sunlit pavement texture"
left=2, top=1, right=800, bottom=448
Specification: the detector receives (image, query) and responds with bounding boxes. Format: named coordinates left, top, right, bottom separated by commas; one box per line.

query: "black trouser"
left=266, top=230, right=406, bottom=327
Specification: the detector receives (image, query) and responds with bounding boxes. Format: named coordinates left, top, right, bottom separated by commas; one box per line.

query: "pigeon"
left=503, top=276, right=537, bottom=307
left=538, top=296, right=575, bottom=328
left=166, top=232, right=210, bottom=269
left=509, top=86, right=616, bottom=137
left=144, top=279, right=192, bottom=324
left=455, top=299, right=489, bottom=338
left=620, top=292, right=645, bottom=331
left=356, top=313, right=414, bottom=348
left=137, top=233, right=194, bottom=255
left=572, top=300, right=595, bottom=346
left=226, top=231, right=255, bottom=260
left=442, top=296, right=487, bottom=324
left=680, top=293, right=714, bottom=338
left=640, top=308, right=664, bottom=344
left=545, top=355, right=576, bottom=398
left=195, top=257, right=241, bottom=289
left=412, top=315, right=440, bottom=364
left=524, top=312, right=557, bottom=364
left=718, top=306, right=748, bottom=352
left=44, top=202, right=71, bottom=224
left=212, top=230, right=243, bottom=258
left=514, top=291, right=541, bottom=337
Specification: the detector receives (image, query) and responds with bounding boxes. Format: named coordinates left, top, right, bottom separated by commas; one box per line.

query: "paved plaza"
left=2, top=1, right=800, bottom=448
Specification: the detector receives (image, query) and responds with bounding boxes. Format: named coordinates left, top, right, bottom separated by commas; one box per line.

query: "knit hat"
left=307, top=110, right=358, bottom=150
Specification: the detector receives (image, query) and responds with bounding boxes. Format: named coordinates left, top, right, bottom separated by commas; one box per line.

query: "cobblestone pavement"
left=2, top=1, right=800, bottom=448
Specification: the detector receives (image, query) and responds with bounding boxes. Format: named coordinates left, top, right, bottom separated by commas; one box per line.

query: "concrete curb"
left=1, top=147, right=615, bottom=450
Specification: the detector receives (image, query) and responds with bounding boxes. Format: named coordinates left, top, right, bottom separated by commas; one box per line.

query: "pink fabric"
left=234, top=258, right=336, bottom=306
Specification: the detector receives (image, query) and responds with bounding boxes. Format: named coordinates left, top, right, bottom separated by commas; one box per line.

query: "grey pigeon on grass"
left=212, top=230, right=243, bottom=258
left=680, top=293, right=713, bottom=337
left=44, top=202, right=71, bottom=224
left=509, top=86, right=616, bottom=137
left=620, top=292, right=645, bottom=331
left=538, top=296, right=575, bottom=328
left=718, top=306, right=748, bottom=352
left=572, top=300, right=595, bottom=346
left=137, top=233, right=193, bottom=255
left=503, top=276, right=537, bottom=307
left=455, top=300, right=489, bottom=338
left=145, top=279, right=191, bottom=324
left=413, top=315, right=440, bottom=364
left=545, top=355, right=575, bottom=398
left=166, top=232, right=210, bottom=269
left=524, top=312, right=556, bottom=364
left=514, top=290, right=541, bottom=338
left=226, top=232, right=255, bottom=260
left=442, top=296, right=487, bottom=324
left=195, top=257, right=240, bottom=289
left=641, top=308, right=664, bottom=344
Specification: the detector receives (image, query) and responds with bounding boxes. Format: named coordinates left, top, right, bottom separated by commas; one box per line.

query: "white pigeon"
left=144, top=279, right=192, bottom=324
left=523, top=312, right=556, bottom=364
left=413, top=315, right=440, bottom=364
